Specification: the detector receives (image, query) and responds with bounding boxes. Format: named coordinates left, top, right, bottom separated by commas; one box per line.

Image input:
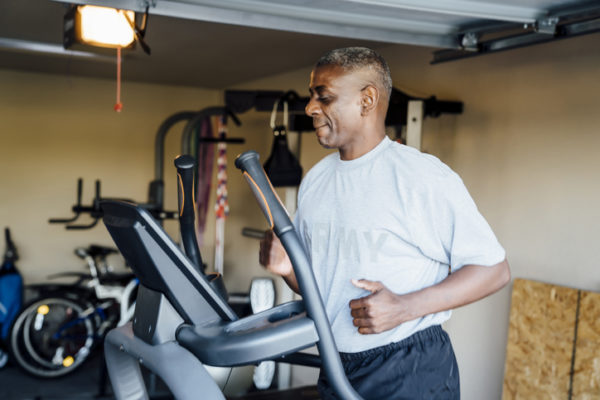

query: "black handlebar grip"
left=175, top=155, right=196, bottom=224
left=174, top=155, right=204, bottom=273
left=234, top=151, right=293, bottom=237
left=234, top=150, right=362, bottom=400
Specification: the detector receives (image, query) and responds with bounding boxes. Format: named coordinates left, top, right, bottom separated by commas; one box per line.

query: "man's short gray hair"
left=315, top=47, right=392, bottom=98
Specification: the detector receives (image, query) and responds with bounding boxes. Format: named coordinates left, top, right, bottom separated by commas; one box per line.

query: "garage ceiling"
left=0, top=0, right=598, bottom=88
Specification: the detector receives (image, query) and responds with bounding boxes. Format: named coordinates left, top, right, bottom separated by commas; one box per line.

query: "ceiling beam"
left=0, top=37, right=114, bottom=62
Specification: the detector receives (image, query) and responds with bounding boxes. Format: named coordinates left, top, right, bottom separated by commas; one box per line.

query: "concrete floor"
left=0, top=351, right=111, bottom=400
left=0, top=350, right=173, bottom=400
left=0, top=350, right=319, bottom=400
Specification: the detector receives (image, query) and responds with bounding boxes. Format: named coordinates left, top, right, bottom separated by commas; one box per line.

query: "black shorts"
left=317, top=325, right=460, bottom=400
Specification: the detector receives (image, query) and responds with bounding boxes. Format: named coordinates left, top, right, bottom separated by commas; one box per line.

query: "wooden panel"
left=502, top=279, right=578, bottom=400
left=572, top=290, right=600, bottom=399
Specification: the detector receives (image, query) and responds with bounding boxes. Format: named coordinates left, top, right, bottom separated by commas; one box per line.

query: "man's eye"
left=318, top=97, right=331, bottom=104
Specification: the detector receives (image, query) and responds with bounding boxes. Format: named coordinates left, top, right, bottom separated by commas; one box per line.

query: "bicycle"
left=8, top=244, right=138, bottom=378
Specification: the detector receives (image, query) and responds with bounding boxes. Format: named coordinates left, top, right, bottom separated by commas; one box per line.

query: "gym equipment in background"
left=151, top=106, right=242, bottom=224
left=213, top=116, right=231, bottom=275
left=225, top=88, right=464, bottom=149
left=152, top=107, right=245, bottom=276
left=263, top=99, right=303, bottom=188
left=48, top=106, right=243, bottom=231
left=49, top=178, right=177, bottom=230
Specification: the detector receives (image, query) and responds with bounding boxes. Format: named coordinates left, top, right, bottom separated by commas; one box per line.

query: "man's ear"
left=360, top=85, right=379, bottom=116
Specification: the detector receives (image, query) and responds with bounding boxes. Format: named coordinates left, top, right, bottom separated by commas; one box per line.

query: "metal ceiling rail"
left=346, top=0, right=541, bottom=23
left=432, top=14, right=600, bottom=64
left=187, top=0, right=457, bottom=34
left=51, top=0, right=460, bottom=48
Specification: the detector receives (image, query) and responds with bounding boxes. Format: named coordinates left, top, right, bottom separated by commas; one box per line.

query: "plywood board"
left=502, top=278, right=578, bottom=400
left=572, top=290, right=600, bottom=399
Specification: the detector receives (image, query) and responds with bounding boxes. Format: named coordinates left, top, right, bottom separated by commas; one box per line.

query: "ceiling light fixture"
left=61, top=4, right=151, bottom=113
left=64, top=5, right=136, bottom=49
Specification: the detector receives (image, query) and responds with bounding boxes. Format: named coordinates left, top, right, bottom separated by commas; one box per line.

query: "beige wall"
left=0, top=69, right=220, bottom=282
left=2, top=31, right=599, bottom=399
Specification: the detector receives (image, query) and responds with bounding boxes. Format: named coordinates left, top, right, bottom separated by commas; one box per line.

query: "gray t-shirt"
left=293, top=136, right=505, bottom=352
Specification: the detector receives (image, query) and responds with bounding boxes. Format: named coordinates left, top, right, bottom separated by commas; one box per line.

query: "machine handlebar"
left=174, top=155, right=204, bottom=273
left=234, top=150, right=362, bottom=400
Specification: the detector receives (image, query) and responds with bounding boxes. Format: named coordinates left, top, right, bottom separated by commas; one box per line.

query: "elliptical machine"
left=100, top=150, right=363, bottom=399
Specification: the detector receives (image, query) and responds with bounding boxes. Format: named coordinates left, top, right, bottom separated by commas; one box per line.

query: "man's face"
left=305, top=65, right=365, bottom=150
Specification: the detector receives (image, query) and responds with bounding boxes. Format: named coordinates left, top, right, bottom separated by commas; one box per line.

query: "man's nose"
left=305, top=98, right=320, bottom=116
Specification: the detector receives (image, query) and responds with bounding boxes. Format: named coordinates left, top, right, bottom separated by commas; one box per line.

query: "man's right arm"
left=259, top=230, right=300, bottom=294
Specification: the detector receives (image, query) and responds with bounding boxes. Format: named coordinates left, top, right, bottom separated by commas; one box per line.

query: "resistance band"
left=214, top=115, right=229, bottom=275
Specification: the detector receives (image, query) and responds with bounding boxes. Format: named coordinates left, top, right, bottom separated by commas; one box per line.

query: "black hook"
left=124, top=6, right=151, bottom=55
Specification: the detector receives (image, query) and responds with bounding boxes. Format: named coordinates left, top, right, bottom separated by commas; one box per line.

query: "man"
left=260, top=47, right=510, bottom=399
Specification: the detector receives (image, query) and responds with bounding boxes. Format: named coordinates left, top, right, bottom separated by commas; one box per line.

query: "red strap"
left=114, top=47, right=123, bottom=112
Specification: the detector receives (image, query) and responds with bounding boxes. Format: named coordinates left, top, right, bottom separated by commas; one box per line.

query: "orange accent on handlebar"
left=243, top=171, right=274, bottom=229
left=177, top=173, right=184, bottom=217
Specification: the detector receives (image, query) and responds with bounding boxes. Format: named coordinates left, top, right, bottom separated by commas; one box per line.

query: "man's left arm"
left=349, top=258, right=510, bottom=334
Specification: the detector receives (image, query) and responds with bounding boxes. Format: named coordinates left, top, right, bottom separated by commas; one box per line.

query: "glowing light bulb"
left=78, top=6, right=135, bottom=48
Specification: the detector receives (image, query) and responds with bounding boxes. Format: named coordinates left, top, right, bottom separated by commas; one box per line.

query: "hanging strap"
left=114, top=47, right=123, bottom=112
left=214, top=115, right=229, bottom=275
left=214, top=116, right=230, bottom=220
left=270, top=99, right=288, bottom=132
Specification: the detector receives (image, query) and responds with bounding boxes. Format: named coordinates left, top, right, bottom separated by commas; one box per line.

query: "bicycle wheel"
left=9, top=297, right=96, bottom=378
